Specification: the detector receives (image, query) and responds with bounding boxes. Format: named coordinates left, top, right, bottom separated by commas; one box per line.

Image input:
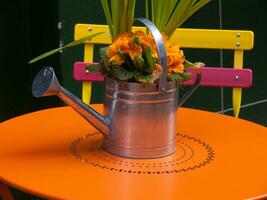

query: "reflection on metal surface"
left=70, top=132, right=215, bottom=174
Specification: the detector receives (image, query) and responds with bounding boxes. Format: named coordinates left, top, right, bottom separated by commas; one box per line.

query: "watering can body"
left=103, top=77, right=178, bottom=158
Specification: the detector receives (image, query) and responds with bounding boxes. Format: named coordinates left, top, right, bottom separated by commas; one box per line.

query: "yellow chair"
left=74, top=24, right=254, bottom=117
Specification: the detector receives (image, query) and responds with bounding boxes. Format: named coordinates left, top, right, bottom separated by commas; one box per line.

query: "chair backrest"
left=74, top=24, right=254, bottom=117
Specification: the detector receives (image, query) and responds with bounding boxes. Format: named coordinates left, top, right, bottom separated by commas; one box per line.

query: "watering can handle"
left=135, top=18, right=201, bottom=106
left=135, top=18, right=167, bottom=93
left=177, top=68, right=201, bottom=108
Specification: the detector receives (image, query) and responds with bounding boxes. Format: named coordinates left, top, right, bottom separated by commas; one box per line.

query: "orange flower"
left=106, top=30, right=185, bottom=75
left=162, top=33, right=185, bottom=74
left=134, top=31, right=158, bottom=58
left=106, top=32, right=143, bottom=63
left=106, top=33, right=130, bottom=64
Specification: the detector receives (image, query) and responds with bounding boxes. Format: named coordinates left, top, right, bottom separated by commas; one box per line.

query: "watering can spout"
left=32, top=67, right=110, bottom=136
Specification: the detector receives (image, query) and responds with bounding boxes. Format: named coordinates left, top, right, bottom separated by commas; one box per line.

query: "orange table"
left=0, top=105, right=267, bottom=200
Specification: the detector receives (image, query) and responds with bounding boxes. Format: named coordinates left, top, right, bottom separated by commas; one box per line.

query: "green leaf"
left=86, top=64, right=104, bottom=73
left=132, top=36, right=141, bottom=45
left=165, top=0, right=195, bottom=37
left=101, top=0, right=114, bottom=38
left=28, top=47, right=61, bottom=64
left=163, top=0, right=178, bottom=32
left=99, top=47, right=109, bottom=60
left=112, top=65, right=135, bottom=80
left=145, top=0, right=149, bottom=20
left=111, top=0, right=120, bottom=36
left=145, top=45, right=156, bottom=72
left=126, top=0, right=136, bottom=32
left=184, top=60, right=197, bottom=68
left=29, top=32, right=104, bottom=64
left=135, top=72, right=154, bottom=83
left=184, top=60, right=205, bottom=68
left=119, top=0, right=128, bottom=34
left=168, top=72, right=191, bottom=82
left=178, top=0, right=211, bottom=29
left=148, top=0, right=211, bottom=37
left=134, top=55, right=145, bottom=71
left=151, top=0, right=155, bottom=23
left=158, top=0, right=172, bottom=31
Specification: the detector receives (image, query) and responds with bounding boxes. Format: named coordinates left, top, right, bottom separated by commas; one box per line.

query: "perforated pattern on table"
left=70, top=132, right=215, bottom=174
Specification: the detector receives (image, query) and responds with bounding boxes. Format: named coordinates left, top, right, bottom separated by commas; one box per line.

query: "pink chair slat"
left=73, top=62, right=252, bottom=88
left=73, top=62, right=104, bottom=82
left=183, top=67, right=252, bottom=88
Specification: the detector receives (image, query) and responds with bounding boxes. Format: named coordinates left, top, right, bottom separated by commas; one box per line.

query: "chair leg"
left=0, top=182, right=14, bottom=200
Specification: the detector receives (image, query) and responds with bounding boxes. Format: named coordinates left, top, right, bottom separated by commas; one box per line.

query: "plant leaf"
left=178, top=0, right=211, bottom=28
left=165, top=0, right=195, bottom=37
left=145, top=0, right=149, bottom=19
left=99, top=47, right=109, bottom=60
left=158, top=0, right=172, bottom=31
left=127, top=0, right=136, bottom=32
left=86, top=63, right=104, bottom=73
left=135, top=72, right=154, bottom=83
left=168, top=72, right=191, bottom=82
left=111, top=0, right=120, bottom=36
left=134, top=55, right=145, bottom=71
left=101, top=0, right=114, bottom=38
left=112, top=65, right=136, bottom=80
left=145, top=45, right=156, bottom=72
left=28, top=32, right=104, bottom=64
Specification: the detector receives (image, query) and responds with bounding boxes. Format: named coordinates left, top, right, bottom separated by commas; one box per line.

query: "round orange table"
left=0, top=105, right=266, bottom=200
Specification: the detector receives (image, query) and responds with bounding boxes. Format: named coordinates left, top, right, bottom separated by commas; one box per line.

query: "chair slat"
left=75, top=24, right=254, bottom=50
left=74, top=62, right=252, bottom=88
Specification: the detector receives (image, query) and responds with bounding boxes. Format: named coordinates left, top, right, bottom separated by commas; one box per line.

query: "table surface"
left=0, top=105, right=266, bottom=200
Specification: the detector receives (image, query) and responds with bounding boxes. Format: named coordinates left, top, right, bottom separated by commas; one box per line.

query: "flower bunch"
left=88, top=30, right=191, bottom=83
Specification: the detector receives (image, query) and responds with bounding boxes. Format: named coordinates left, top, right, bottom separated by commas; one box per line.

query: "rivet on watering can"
left=235, top=75, right=240, bottom=80
left=236, top=42, right=240, bottom=47
left=236, top=32, right=241, bottom=37
left=88, top=27, right=93, bottom=32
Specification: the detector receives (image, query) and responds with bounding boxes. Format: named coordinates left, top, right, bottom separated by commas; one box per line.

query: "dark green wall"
left=59, top=0, right=267, bottom=126
left=0, top=0, right=62, bottom=123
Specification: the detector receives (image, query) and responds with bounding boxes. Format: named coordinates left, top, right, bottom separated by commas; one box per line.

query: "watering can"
left=32, top=19, right=252, bottom=158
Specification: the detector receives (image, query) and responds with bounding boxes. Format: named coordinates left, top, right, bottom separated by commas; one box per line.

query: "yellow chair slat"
left=82, top=44, right=94, bottom=104
left=233, top=50, right=244, bottom=118
left=75, top=24, right=254, bottom=50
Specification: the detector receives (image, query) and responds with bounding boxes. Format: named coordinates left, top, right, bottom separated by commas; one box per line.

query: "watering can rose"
left=87, top=30, right=190, bottom=83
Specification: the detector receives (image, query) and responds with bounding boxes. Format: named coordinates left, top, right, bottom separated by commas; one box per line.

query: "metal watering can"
left=31, top=18, right=203, bottom=158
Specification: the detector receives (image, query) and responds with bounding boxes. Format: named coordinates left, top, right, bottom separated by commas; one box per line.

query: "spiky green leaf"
left=101, top=0, right=114, bottom=38
left=29, top=32, right=104, bottom=64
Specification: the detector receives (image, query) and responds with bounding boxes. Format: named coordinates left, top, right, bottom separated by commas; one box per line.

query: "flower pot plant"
left=87, top=0, right=210, bottom=83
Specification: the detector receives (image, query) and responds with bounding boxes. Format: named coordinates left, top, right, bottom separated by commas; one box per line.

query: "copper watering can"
left=32, top=18, right=252, bottom=158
